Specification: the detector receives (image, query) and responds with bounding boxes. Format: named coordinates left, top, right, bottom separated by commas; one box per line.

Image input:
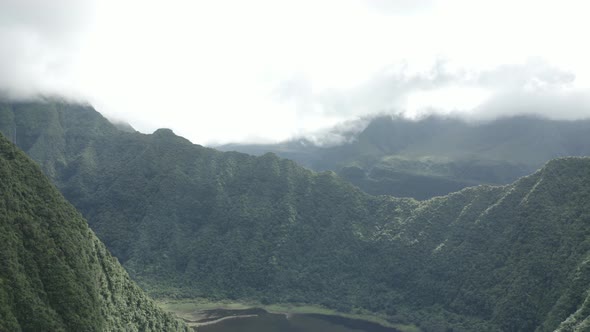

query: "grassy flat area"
left=157, top=298, right=420, bottom=332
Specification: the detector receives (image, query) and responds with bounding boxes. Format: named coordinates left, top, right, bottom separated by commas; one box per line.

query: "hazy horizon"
left=2, top=0, right=590, bottom=145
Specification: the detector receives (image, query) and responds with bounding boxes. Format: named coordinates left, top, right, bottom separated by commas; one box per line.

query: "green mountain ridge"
left=3, top=100, right=590, bottom=331
left=220, top=115, right=590, bottom=199
left=0, top=133, right=187, bottom=331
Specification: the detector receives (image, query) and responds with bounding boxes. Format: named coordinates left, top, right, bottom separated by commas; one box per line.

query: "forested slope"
left=3, top=100, right=590, bottom=331
left=0, top=133, right=188, bottom=331
left=221, top=115, right=590, bottom=199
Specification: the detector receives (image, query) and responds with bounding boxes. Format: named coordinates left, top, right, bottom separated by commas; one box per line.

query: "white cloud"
left=0, top=0, right=93, bottom=99
left=272, top=57, right=590, bottom=130
left=1, top=0, right=590, bottom=143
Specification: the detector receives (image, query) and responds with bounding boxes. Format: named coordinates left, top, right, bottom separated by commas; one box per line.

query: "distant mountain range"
left=220, top=115, right=590, bottom=199
left=3, top=100, right=590, bottom=331
left=0, top=133, right=187, bottom=331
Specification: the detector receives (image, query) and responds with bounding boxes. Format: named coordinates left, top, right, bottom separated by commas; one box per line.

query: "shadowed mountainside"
left=3, top=100, right=590, bottom=331
left=220, top=115, right=590, bottom=199
left=0, top=133, right=188, bottom=331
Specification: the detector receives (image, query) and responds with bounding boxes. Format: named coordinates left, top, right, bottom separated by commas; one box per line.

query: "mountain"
left=0, top=133, right=187, bottom=331
left=4, top=100, right=590, bottom=331
left=220, top=115, right=590, bottom=199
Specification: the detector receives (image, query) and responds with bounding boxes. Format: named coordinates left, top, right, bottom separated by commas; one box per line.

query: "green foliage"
left=221, top=114, right=590, bottom=199
left=0, top=133, right=187, bottom=331
left=5, top=100, right=590, bottom=331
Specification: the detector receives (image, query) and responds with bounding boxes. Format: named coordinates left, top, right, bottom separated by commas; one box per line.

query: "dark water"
left=195, top=309, right=400, bottom=332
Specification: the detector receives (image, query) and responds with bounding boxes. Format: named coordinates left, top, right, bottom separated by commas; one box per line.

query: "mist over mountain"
left=5, top=1, right=590, bottom=331
left=3, top=0, right=590, bottom=145
left=220, top=114, right=590, bottom=199
left=4, top=100, right=590, bottom=331
left=0, top=132, right=187, bottom=331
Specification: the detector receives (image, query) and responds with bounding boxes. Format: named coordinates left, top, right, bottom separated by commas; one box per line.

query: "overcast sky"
left=1, top=0, right=590, bottom=144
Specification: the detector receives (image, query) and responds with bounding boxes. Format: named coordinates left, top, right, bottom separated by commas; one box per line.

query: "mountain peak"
left=153, top=128, right=177, bottom=137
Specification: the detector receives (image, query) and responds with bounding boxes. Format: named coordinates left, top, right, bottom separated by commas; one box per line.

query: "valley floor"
left=157, top=298, right=420, bottom=332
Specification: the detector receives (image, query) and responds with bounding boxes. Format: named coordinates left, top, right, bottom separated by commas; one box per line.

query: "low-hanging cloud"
left=362, top=0, right=436, bottom=15
left=2, top=1, right=590, bottom=145
left=275, top=58, right=589, bottom=123
left=0, top=0, right=92, bottom=99
left=459, top=59, right=589, bottom=120
left=275, top=58, right=455, bottom=118
left=473, top=89, right=590, bottom=121
left=273, top=58, right=590, bottom=145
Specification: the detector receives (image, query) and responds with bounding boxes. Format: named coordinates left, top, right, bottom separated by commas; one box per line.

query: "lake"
left=192, top=308, right=401, bottom=332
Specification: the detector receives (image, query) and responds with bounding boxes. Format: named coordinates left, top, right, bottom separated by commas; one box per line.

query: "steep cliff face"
left=4, top=100, right=590, bottom=331
left=0, top=134, right=188, bottom=332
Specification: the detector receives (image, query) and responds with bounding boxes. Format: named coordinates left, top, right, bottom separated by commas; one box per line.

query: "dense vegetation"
left=3, top=100, right=590, bottom=331
left=0, top=133, right=187, bottom=331
left=221, top=115, right=590, bottom=199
